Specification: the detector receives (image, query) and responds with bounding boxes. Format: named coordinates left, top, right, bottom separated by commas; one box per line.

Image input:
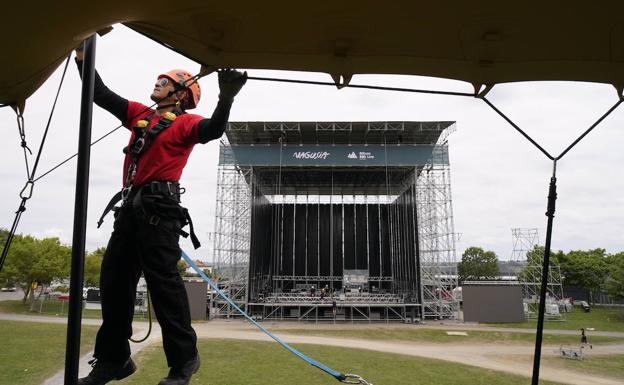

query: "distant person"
left=580, top=328, right=592, bottom=349
left=332, top=299, right=337, bottom=319
left=310, top=285, right=316, bottom=296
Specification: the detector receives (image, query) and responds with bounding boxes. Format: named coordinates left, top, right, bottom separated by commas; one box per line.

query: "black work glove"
left=218, top=69, right=247, bottom=102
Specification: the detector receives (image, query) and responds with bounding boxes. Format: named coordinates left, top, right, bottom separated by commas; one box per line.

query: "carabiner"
left=19, top=180, right=34, bottom=200
left=341, top=373, right=372, bottom=385
left=121, top=186, right=132, bottom=201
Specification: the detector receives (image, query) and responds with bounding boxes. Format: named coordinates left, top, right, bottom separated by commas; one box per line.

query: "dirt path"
left=262, top=318, right=624, bottom=338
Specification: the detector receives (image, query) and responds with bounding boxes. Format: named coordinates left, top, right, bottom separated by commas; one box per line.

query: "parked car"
left=1, top=287, right=17, bottom=292
left=579, top=301, right=591, bottom=313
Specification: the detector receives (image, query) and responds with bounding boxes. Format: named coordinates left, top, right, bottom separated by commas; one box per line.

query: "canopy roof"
left=3, top=1, right=624, bottom=105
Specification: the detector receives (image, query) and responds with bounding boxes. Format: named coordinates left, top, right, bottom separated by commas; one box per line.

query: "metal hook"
left=19, top=180, right=34, bottom=200
left=341, top=373, right=373, bottom=385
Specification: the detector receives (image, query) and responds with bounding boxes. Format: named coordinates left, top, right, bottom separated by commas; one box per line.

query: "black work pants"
left=94, top=196, right=197, bottom=368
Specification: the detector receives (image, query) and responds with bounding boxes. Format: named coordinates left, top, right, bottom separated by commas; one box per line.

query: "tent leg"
left=531, top=160, right=557, bottom=385
left=64, top=34, right=96, bottom=385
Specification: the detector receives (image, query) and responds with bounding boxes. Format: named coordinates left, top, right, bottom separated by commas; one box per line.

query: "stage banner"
left=221, top=144, right=448, bottom=166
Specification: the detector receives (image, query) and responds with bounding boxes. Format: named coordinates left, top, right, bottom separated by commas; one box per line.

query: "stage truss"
left=415, top=135, right=460, bottom=319
left=511, top=228, right=566, bottom=321
left=212, top=143, right=252, bottom=317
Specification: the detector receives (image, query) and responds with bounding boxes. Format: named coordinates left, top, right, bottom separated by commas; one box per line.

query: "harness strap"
left=182, top=207, right=201, bottom=249
left=134, top=189, right=200, bottom=249
left=97, top=183, right=201, bottom=249
left=124, top=110, right=181, bottom=188
left=97, top=191, right=122, bottom=228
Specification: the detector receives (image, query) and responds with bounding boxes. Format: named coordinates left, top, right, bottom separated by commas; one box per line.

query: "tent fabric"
left=3, top=1, right=624, bottom=105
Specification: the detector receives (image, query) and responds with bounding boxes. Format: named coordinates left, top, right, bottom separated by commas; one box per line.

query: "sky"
left=1, top=25, right=622, bottom=262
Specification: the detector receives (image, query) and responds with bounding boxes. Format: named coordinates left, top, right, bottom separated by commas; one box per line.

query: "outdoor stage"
left=212, top=121, right=459, bottom=321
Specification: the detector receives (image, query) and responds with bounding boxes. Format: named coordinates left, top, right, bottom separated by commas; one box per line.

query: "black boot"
left=158, top=355, right=200, bottom=385
left=77, top=357, right=137, bottom=385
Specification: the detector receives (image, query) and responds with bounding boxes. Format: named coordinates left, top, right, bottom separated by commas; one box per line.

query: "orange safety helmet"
left=157, top=69, right=201, bottom=110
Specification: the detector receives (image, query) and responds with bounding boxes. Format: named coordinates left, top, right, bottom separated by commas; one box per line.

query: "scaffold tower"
left=511, top=228, right=565, bottom=320
left=511, top=228, right=540, bottom=262
left=212, top=141, right=252, bottom=317
left=416, top=132, right=459, bottom=319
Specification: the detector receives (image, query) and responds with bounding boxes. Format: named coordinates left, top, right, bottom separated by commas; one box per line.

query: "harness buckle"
left=121, top=186, right=132, bottom=201
left=165, top=181, right=178, bottom=196
left=148, top=215, right=160, bottom=226
left=149, top=181, right=162, bottom=194
left=133, top=137, right=146, bottom=154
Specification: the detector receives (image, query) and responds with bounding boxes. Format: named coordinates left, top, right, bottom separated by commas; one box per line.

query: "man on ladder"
left=74, top=47, right=247, bottom=385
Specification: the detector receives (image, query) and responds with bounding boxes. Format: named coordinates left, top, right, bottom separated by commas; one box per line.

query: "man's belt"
left=140, top=181, right=183, bottom=200
left=96, top=181, right=182, bottom=229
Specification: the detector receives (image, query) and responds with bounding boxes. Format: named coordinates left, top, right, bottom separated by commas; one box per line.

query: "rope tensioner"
left=341, top=373, right=372, bottom=384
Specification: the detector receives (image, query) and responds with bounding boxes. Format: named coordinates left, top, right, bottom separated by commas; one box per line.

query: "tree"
left=0, top=228, right=16, bottom=287
left=0, top=227, right=8, bottom=246
left=84, top=247, right=105, bottom=287
left=517, top=245, right=563, bottom=283
left=605, top=252, right=624, bottom=300
left=558, top=249, right=608, bottom=303
left=457, top=246, right=500, bottom=282
left=0, top=235, right=71, bottom=302
left=177, top=260, right=188, bottom=276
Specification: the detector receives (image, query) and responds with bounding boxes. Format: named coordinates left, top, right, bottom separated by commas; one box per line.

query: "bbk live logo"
left=292, top=151, right=330, bottom=160
left=347, top=151, right=375, bottom=160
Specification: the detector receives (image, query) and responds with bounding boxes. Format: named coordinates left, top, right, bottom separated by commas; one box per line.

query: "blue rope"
left=180, top=250, right=347, bottom=380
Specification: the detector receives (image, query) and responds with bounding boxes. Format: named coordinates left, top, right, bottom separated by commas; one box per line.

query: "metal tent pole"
left=531, top=161, right=558, bottom=385
left=64, top=34, right=96, bottom=385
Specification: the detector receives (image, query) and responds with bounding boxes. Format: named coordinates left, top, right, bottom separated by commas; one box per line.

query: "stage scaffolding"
left=511, top=228, right=565, bottom=320
left=416, top=136, right=460, bottom=319
left=212, top=122, right=459, bottom=321
left=212, top=144, right=252, bottom=317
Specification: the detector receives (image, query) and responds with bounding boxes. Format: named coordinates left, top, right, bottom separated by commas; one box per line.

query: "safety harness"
left=97, top=110, right=201, bottom=249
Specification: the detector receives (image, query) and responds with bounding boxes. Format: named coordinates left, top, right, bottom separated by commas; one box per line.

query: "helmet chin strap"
left=156, top=94, right=183, bottom=111
left=156, top=103, right=179, bottom=110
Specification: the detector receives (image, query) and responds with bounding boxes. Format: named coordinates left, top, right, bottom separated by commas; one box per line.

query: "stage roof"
left=226, top=121, right=455, bottom=145
left=220, top=121, right=453, bottom=169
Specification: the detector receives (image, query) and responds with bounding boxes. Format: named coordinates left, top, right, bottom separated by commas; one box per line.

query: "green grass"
left=501, top=353, right=624, bottom=382
left=0, top=300, right=151, bottom=320
left=0, top=320, right=98, bottom=385
left=122, top=339, right=563, bottom=385
left=487, top=306, right=624, bottom=333
left=274, top=327, right=624, bottom=345
left=543, top=354, right=624, bottom=380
